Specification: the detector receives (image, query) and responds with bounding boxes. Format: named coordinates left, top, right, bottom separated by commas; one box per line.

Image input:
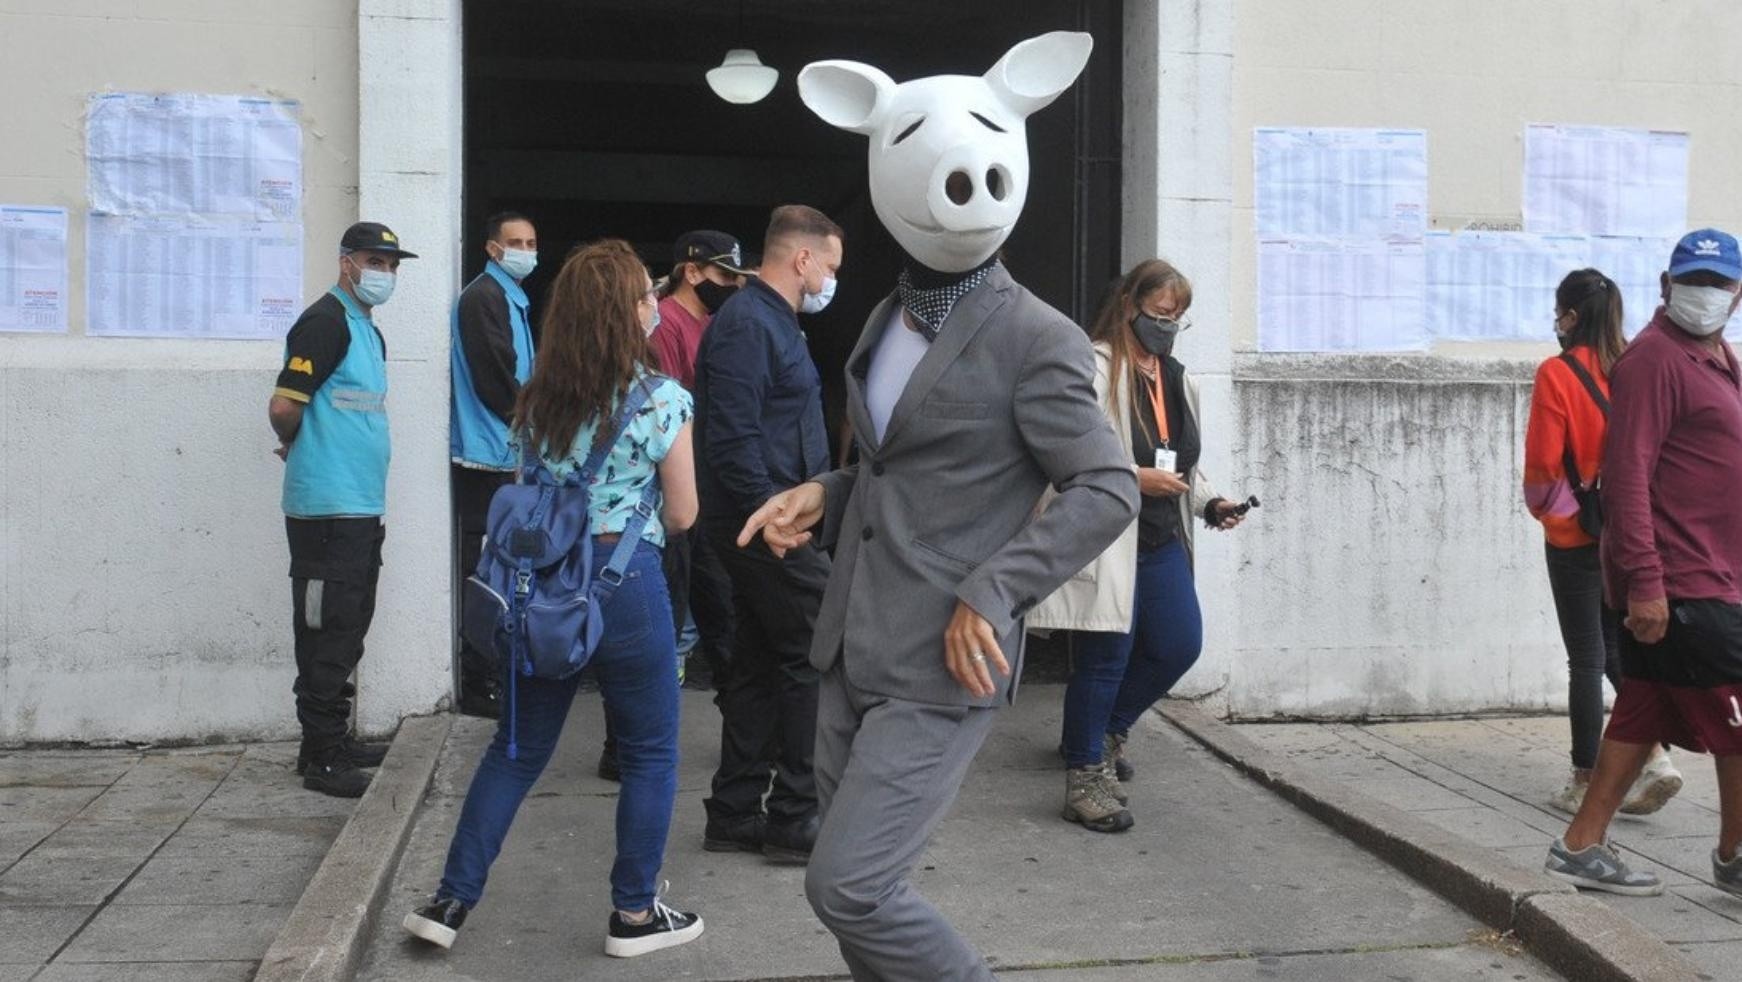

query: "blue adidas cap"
left=1668, top=228, right=1741, bottom=281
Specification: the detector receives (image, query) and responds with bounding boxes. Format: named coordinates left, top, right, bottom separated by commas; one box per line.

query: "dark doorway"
left=463, top=0, right=1123, bottom=397
left=460, top=0, right=1123, bottom=684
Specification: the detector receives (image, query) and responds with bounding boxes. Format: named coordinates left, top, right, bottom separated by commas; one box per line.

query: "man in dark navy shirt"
left=693, top=205, right=842, bottom=862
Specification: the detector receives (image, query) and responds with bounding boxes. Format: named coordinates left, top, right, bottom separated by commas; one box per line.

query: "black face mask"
left=1131, top=313, right=1180, bottom=358
left=694, top=279, right=739, bottom=315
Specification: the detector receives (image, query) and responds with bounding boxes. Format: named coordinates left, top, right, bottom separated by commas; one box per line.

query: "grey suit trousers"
left=804, top=661, right=999, bottom=981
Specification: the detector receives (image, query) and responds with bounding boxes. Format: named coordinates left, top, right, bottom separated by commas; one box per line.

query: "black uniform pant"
left=660, top=528, right=737, bottom=686
left=453, top=466, right=512, bottom=690
left=287, top=517, right=384, bottom=760
left=703, top=521, right=828, bottom=823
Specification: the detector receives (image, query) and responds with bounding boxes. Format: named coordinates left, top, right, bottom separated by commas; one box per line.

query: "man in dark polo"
left=1546, top=228, right=1742, bottom=899
left=267, top=221, right=417, bottom=797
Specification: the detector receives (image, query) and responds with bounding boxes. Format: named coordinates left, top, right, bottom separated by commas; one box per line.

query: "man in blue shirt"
left=268, top=221, right=417, bottom=798
left=450, top=212, right=538, bottom=719
left=694, top=205, right=842, bottom=861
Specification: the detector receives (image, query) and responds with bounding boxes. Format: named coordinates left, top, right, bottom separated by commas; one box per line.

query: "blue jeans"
left=1061, top=539, right=1203, bottom=769
left=439, top=541, right=679, bottom=912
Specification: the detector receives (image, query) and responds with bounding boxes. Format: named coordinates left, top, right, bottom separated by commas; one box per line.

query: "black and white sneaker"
left=605, top=889, right=703, bottom=958
left=403, top=897, right=468, bottom=949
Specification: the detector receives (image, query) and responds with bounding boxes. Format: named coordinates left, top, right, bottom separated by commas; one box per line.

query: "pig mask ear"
left=984, top=31, right=1094, bottom=118
left=798, top=60, right=897, bottom=135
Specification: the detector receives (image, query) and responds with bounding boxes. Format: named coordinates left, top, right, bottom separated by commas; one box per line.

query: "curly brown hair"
left=513, top=238, right=653, bottom=458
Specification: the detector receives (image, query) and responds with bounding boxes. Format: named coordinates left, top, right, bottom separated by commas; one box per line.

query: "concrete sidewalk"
left=1234, top=716, right=1741, bottom=980
left=356, top=688, right=1560, bottom=980
left=0, top=742, right=354, bottom=981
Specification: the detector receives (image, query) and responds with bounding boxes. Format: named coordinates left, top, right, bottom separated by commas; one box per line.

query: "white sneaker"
left=1619, top=750, right=1683, bottom=816
left=1547, top=773, right=1588, bottom=815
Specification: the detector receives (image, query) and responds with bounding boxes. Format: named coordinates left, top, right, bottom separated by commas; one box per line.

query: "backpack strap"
left=574, top=383, right=653, bottom=483
left=589, top=382, right=662, bottom=603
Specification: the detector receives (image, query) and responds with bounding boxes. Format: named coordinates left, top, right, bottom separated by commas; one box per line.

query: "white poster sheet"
left=1426, top=232, right=1591, bottom=342
left=1587, top=236, right=1674, bottom=339
left=87, top=214, right=302, bottom=339
left=0, top=206, right=69, bottom=333
left=88, top=93, right=302, bottom=221
left=1523, top=124, right=1688, bottom=239
left=1257, top=236, right=1428, bottom=352
left=1255, top=127, right=1429, bottom=238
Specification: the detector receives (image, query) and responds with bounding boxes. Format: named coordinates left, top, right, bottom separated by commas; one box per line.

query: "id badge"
left=1154, top=447, right=1177, bottom=472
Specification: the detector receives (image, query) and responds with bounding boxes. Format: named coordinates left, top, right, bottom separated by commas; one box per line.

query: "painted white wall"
left=352, top=0, right=463, bottom=738
left=0, top=0, right=463, bottom=743
left=0, top=1, right=367, bottom=743
left=1203, top=0, right=1742, bottom=717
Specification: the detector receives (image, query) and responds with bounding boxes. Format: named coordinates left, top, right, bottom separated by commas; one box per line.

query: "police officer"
left=268, top=221, right=417, bottom=797
left=450, top=212, right=538, bottom=718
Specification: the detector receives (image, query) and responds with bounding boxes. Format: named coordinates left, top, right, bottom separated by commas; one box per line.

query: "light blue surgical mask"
left=345, top=257, right=395, bottom=307
left=644, top=301, right=661, bottom=336
left=497, top=248, right=537, bottom=281
left=800, top=274, right=837, bottom=314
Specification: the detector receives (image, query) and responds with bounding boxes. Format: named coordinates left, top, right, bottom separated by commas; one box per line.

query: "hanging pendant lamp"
left=707, top=49, right=778, bottom=104
left=706, top=0, right=777, bottom=104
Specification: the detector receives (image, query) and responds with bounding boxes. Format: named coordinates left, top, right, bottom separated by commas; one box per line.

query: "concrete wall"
left=0, top=0, right=454, bottom=744
left=1172, top=0, right=1742, bottom=717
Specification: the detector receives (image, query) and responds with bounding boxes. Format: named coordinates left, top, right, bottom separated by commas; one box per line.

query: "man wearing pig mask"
left=737, top=32, right=1138, bottom=980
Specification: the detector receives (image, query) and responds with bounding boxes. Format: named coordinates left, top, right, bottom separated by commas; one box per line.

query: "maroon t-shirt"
left=1602, top=308, right=1742, bottom=607
left=651, top=295, right=709, bottom=391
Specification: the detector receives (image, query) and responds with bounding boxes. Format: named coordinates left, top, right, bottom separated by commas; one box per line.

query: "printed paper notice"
left=1523, top=124, right=1688, bottom=239
left=1426, top=232, right=1591, bottom=342
left=0, top=206, right=69, bottom=333
left=1257, top=237, right=1428, bottom=352
left=1588, top=236, right=1675, bottom=339
left=88, top=93, right=302, bottom=221
left=1255, top=128, right=1428, bottom=238
left=87, top=214, right=302, bottom=339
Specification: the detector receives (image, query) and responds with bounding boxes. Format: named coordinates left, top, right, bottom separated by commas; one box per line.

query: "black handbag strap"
left=1558, top=351, right=1610, bottom=417
left=1557, top=352, right=1607, bottom=491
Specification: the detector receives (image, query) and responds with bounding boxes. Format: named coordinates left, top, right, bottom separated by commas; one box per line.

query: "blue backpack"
left=460, top=383, right=660, bottom=757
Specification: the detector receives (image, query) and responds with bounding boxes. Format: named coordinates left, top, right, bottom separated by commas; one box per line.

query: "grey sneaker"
left=1715, top=849, right=1742, bottom=898
left=1545, top=838, right=1664, bottom=896
left=1063, top=766, right=1133, bottom=833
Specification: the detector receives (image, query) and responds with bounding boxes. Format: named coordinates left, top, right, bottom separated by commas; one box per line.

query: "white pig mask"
left=798, top=32, right=1094, bottom=274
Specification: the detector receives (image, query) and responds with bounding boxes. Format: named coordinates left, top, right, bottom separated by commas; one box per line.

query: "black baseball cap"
left=673, top=230, right=752, bottom=275
left=340, top=221, right=419, bottom=259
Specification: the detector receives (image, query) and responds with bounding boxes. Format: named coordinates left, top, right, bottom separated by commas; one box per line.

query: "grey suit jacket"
left=810, top=265, right=1139, bottom=707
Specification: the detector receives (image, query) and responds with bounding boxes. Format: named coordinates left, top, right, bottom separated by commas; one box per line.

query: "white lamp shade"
left=706, top=49, right=779, bottom=104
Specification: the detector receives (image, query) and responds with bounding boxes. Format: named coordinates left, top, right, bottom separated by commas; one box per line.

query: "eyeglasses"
left=1156, top=315, right=1192, bottom=333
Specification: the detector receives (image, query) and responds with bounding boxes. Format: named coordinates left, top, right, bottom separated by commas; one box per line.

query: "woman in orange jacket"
left=1523, top=267, right=1681, bottom=815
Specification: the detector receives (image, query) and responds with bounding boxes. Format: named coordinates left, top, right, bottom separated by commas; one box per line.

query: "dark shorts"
left=1605, top=599, right=1742, bottom=755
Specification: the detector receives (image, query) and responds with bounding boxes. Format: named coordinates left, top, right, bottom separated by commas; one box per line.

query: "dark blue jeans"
left=439, top=541, right=679, bottom=912
left=1062, top=539, right=1203, bottom=769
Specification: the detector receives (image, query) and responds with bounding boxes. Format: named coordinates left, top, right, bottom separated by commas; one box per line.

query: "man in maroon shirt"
left=1546, top=229, right=1742, bottom=900
left=653, top=230, right=753, bottom=390
left=655, top=231, right=751, bottom=691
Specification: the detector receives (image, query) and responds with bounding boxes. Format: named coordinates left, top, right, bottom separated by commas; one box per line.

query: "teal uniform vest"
left=282, top=287, right=390, bottom=517
left=450, top=261, right=534, bottom=470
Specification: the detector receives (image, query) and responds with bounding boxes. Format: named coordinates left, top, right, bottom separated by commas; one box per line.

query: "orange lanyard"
left=1140, top=368, right=1170, bottom=447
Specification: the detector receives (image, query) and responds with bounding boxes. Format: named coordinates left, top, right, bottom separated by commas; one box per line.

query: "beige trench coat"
left=1026, top=342, right=1220, bottom=634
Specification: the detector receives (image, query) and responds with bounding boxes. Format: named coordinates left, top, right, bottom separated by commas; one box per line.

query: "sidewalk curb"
left=253, top=713, right=452, bottom=982
left=1154, top=703, right=1707, bottom=982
